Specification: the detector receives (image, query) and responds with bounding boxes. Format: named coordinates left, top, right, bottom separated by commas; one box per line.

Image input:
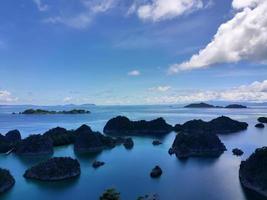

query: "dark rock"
left=255, top=123, right=265, bottom=128
left=24, top=157, right=80, bottom=181
left=43, top=127, right=74, bottom=146
left=0, top=134, right=11, bottom=153
left=137, top=194, right=160, bottom=200
left=168, top=148, right=175, bottom=155
left=239, top=147, right=267, bottom=198
left=15, top=134, right=53, bottom=156
left=258, top=117, right=267, bottom=124
left=5, top=130, right=21, bottom=143
left=74, top=124, right=117, bottom=153
left=170, top=131, right=226, bottom=158
left=123, top=138, right=134, bottom=149
left=92, top=160, right=105, bottom=168
left=232, top=148, right=244, bottom=156
left=225, top=104, right=247, bottom=109
left=150, top=166, right=162, bottom=178
left=184, top=102, right=215, bottom=108
left=103, top=116, right=173, bottom=136
left=99, top=188, right=120, bottom=200
left=175, top=116, right=248, bottom=135
left=152, top=140, right=162, bottom=146
left=0, top=168, right=15, bottom=194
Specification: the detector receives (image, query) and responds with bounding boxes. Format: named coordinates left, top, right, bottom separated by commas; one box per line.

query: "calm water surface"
left=0, top=105, right=267, bottom=200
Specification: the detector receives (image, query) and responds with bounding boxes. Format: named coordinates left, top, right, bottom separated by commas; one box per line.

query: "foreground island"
left=103, top=116, right=173, bottom=135
left=239, top=147, right=267, bottom=198
left=24, top=157, right=80, bottom=181
left=0, top=168, right=15, bottom=194
left=169, top=131, right=226, bottom=158
left=174, top=116, right=248, bottom=134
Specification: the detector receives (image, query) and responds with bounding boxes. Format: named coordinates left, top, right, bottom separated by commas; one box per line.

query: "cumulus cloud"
left=0, top=91, right=18, bottom=103
left=169, top=0, right=267, bottom=73
left=128, top=70, right=141, bottom=76
left=32, top=0, right=48, bottom=11
left=149, top=86, right=171, bottom=92
left=44, top=0, right=117, bottom=29
left=145, top=80, right=267, bottom=104
left=63, top=96, right=73, bottom=103
left=129, top=0, right=207, bottom=22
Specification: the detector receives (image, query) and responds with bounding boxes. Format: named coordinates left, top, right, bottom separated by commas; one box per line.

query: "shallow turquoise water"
left=0, top=105, right=267, bottom=200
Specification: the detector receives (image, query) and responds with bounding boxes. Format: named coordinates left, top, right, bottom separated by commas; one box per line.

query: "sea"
left=0, top=104, right=267, bottom=200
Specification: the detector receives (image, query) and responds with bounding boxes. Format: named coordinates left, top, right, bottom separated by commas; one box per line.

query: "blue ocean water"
left=0, top=105, right=267, bottom=200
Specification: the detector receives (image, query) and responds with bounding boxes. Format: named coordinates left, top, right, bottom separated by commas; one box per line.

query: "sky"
left=0, top=0, right=267, bottom=105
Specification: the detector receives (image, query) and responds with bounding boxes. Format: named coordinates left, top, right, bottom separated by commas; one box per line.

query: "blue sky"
left=0, top=0, right=267, bottom=105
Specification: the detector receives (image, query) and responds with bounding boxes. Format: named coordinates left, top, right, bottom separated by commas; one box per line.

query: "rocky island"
left=150, top=166, right=162, bottom=178
left=74, top=124, right=124, bottom=153
left=103, top=116, right=173, bottom=135
left=232, top=148, right=244, bottom=156
left=258, top=117, right=267, bottom=123
left=15, top=134, right=53, bottom=156
left=24, top=157, right=80, bottom=181
left=43, top=127, right=75, bottom=146
left=0, top=168, right=15, bottom=194
left=255, top=123, right=265, bottom=128
left=169, top=131, right=226, bottom=158
left=184, top=102, right=247, bottom=109
left=20, top=109, right=90, bottom=115
left=184, top=102, right=216, bottom=108
left=225, top=104, right=247, bottom=108
left=239, top=147, right=267, bottom=198
left=99, top=188, right=120, bottom=200
left=0, top=130, right=21, bottom=153
left=174, top=116, right=248, bottom=134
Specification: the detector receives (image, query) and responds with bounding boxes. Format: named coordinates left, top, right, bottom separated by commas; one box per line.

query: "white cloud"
left=44, top=0, right=117, bottom=29
left=128, top=70, right=141, bottom=76
left=63, top=96, right=73, bottom=103
left=149, top=86, right=171, bottom=92
left=130, top=0, right=208, bottom=22
left=169, top=0, right=267, bottom=73
left=0, top=91, right=18, bottom=103
left=145, top=80, right=267, bottom=104
left=33, top=0, right=48, bottom=11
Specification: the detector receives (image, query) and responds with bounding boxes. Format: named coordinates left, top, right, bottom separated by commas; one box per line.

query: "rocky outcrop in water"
left=123, top=138, right=134, bottom=149
left=0, top=134, right=12, bottom=153
left=152, top=140, right=162, bottom=146
left=103, top=116, right=173, bottom=136
left=74, top=125, right=118, bottom=153
left=5, top=130, right=21, bottom=143
left=258, top=117, right=267, bottom=124
left=137, top=194, right=160, bottom=200
left=92, top=161, right=105, bottom=168
left=239, top=147, right=267, bottom=198
left=0, top=168, right=15, bottom=194
left=184, top=102, right=216, bottom=108
left=225, top=104, right=247, bottom=109
left=174, top=116, right=248, bottom=134
left=15, top=134, right=53, bottom=156
left=20, top=109, right=90, bottom=115
left=99, top=188, right=120, bottom=200
left=150, top=166, right=162, bottom=178
left=255, top=123, right=265, bottom=128
left=43, top=127, right=75, bottom=146
left=232, top=148, right=244, bottom=156
left=24, top=157, right=80, bottom=181
left=169, top=131, right=226, bottom=158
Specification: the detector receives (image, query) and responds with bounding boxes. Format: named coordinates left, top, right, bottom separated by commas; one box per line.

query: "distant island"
left=19, top=109, right=90, bottom=115
left=184, top=102, right=247, bottom=109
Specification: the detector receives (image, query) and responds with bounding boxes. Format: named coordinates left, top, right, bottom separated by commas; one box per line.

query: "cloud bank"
left=0, top=90, right=18, bottom=103
left=169, top=0, right=267, bottom=73
left=145, top=80, right=267, bottom=104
